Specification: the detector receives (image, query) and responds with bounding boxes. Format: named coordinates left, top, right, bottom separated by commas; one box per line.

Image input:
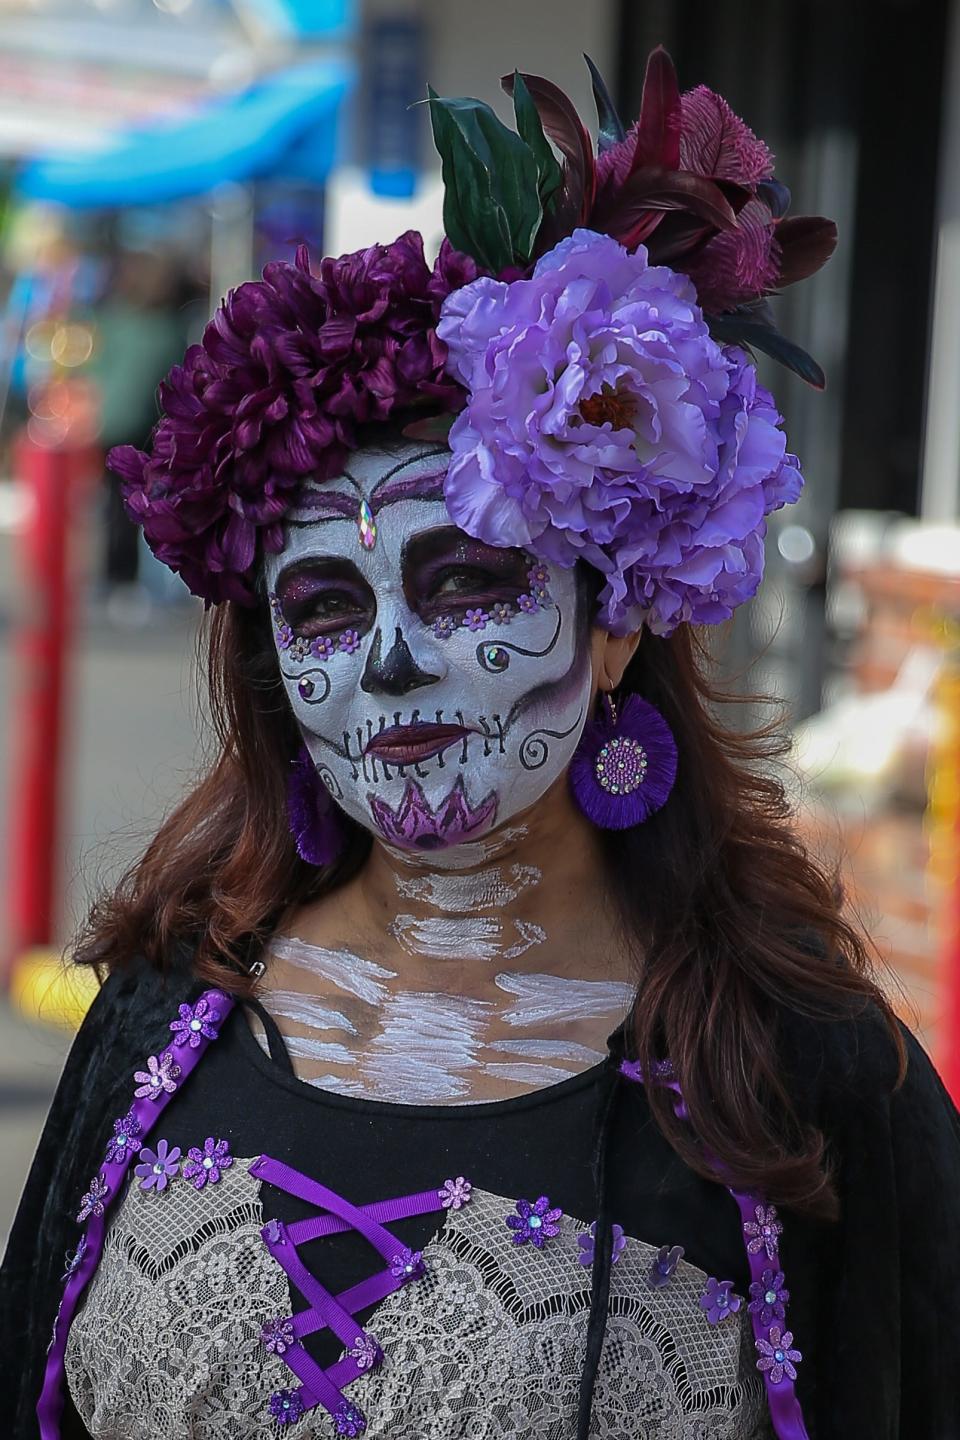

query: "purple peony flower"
left=133, top=1051, right=181, bottom=1100
left=439, top=1176, right=472, bottom=1210
left=104, top=1111, right=143, bottom=1164
left=334, top=1400, right=367, bottom=1437
left=743, top=1203, right=783, bottom=1261
left=182, top=1136, right=232, bottom=1189
left=438, top=228, right=802, bottom=636
left=756, top=1324, right=802, bottom=1385
left=309, top=635, right=337, bottom=661
left=647, top=1244, right=684, bottom=1288
left=134, top=1139, right=181, bottom=1193
left=748, top=1268, right=790, bottom=1327
left=260, top=1316, right=296, bottom=1355
left=389, top=1247, right=425, bottom=1282
left=348, top=1333, right=383, bottom=1372
left=268, top=1389, right=305, bottom=1426
left=169, top=995, right=221, bottom=1049
left=505, top=1195, right=563, bottom=1249
left=76, top=1173, right=110, bottom=1223
left=699, top=1276, right=741, bottom=1324
left=338, top=628, right=361, bottom=654
left=577, top=1221, right=626, bottom=1268
left=432, top=614, right=458, bottom=639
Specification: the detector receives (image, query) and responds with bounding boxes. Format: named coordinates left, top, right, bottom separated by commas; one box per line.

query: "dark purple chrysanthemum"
left=268, top=1388, right=305, bottom=1426
left=699, top=1276, right=741, bottom=1324
left=505, top=1195, right=563, bottom=1248
left=182, top=1136, right=232, bottom=1189
left=169, top=995, right=221, bottom=1049
left=756, top=1324, right=802, bottom=1385
left=748, top=1268, right=790, bottom=1327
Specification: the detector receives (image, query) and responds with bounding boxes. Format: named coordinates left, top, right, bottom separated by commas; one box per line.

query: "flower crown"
left=110, top=48, right=835, bottom=633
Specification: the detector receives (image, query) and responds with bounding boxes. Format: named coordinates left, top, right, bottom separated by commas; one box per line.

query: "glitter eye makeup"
left=275, top=560, right=376, bottom=640
left=404, top=529, right=532, bottom=625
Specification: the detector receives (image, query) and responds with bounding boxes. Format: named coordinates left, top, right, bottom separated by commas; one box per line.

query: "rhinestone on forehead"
left=357, top=498, right=377, bottom=550
left=594, top=735, right=648, bottom=796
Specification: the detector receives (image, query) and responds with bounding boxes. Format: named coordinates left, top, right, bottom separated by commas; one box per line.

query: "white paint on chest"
left=362, top=990, right=492, bottom=1102
left=270, top=936, right=396, bottom=1006
left=496, top=972, right=635, bottom=1028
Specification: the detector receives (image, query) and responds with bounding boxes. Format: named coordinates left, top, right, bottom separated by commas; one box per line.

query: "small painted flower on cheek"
left=169, top=995, right=221, bottom=1048
left=134, top=1139, right=181, bottom=1193
left=259, top=1316, right=295, bottom=1355
left=133, top=1051, right=181, bottom=1100
left=516, top=593, right=540, bottom=615
left=104, top=1110, right=143, bottom=1164
left=268, top=1388, right=305, bottom=1426
left=276, top=622, right=294, bottom=651
left=577, top=1221, right=626, bottom=1268
left=743, top=1203, right=782, bottom=1260
left=490, top=602, right=513, bottom=625
left=439, top=1176, right=472, bottom=1210
left=309, top=635, right=337, bottom=660
left=348, top=1333, right=383, bottom=1372
left=334, top=1399, right=367, bottom=1436
left=755, top=1325, right=802, bottom=1384
left=647, top=1244, right=685, bottom=1289
left=62, top=1234, right=88, bottom=1280
left=748, top=1268, right=789, bottom=1326
left=76, top=1173, right=110, bottom=1223
left=182, top=1136, right=232, bottom=1189
left=432, top=614, right=458, bottom=640
left=338, top=628, right=361, bottom=654
left=464, top=607, right=490, bottom=632
left=389, top=1247, right=425, bottom=1282
left=505, top=1195, right=563, bottom=1248
left=699, top=1277, right=742, bottom=1324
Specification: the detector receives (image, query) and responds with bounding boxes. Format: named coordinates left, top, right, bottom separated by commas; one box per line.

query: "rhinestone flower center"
left=594, top=735, right=648, bottom=795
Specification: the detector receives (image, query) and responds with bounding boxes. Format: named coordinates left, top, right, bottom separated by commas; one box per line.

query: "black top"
left=2, top=957, right=960, bottom=1438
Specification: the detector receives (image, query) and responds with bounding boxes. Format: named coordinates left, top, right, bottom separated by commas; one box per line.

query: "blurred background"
left=1, top=0, right=960, bottom=1236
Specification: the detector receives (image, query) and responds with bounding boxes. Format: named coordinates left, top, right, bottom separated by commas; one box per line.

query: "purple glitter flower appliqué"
left=577, top=1221, right=626, bottom=1268
left=338, top=628, right=361, bottom=654
left=104, top=1110, right=143, bottom=1164
left=756, top=1325, right=802, bottom=1385
left=262, top=1218, right=284, bottom=1245
left=260, top=1316, right=295, bottom=1355
left=61, top=1234, right=88, bottom=1280
left=76, top=1173, right=110, bottom=1223
left=439, top=1176, right=472, bottom=1210
left=432, top=615, right=458, bottom=640
left=169, top=995, right=221, bottom=1049
left=517, top=593, right=539, bottom=615
left=464, top=607, right=489, bottom=632
left=134, top=1139, right=181, bottom=1193
left=268, top=1389, right=304, bottom=1426
left=334, top=1399, right=367, bottom=1437
left=389, top=1247, right=425, bottom=1282
left=748, top=1268, right=790, bottom=1327
left=743, top=1203, right=783, bottom=1260
left=182, top=1136, right=232, bottom=1189
left=647, top=1244, right=684, bottom=1289
left=276, top=623, right=294, bottom=651
left=348, top=1333, right=383, bottom=1372
left=699, top=1277, right=742, bottom=1325
left=310, top=635, right=337, bottom=660
left=505, top=1195, right=563, bottom=1248
left=133, top=1051, right=181, bottom=1100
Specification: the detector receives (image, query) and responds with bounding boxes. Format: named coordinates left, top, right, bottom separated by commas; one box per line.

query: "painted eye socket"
left=285, top=590, right=368, bottom=637
left=275, top=560, right=375, bottom=640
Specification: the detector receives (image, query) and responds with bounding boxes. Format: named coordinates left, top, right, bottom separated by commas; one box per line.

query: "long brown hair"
left=76, top=592, right=904, bottom=1219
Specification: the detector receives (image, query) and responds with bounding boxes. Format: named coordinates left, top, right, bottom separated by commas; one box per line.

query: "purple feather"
left=287, top=749, right=342, bottom=865
left=569, top=695, right=677, bottom=829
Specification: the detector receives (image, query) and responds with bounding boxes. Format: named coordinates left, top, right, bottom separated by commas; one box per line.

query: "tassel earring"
left=569, top=694, right=677, bottom=830
left=286, top=748, right=343, bottom=865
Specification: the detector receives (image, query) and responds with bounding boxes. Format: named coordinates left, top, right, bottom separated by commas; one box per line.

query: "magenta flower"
left=134, top=1139, right=181, bottom=1193
left=76, top=1173, right=110, bottom=1223
left=182, top=1136, right=232, bottom=1189
left=439, top=1176, right=473, bottom=1210
left=389, top=1247, right=425, bottom=1282
left=338, top=628, right=361, bottom=654
left=464, top=607, right=489, bottom=632
left=756, top=1325, right=802, bottom=1385
left=743, top=1203, right=783, bottom=1260
left=577, top=1221, right=626, bottom=1268
left=748, top=1268, right=790, bottom=1326
left=260, top=1316, right=295, bottom=1355
left=647, top=1243, right=684, bottom=1288
left=438, top=229, right=802, bottom=636
left=133, top=1051, right=181, bottom=1100
left=334, top=1400, right=367, bottom=1437
left=268, top=1389, right=304, bottom=1426
left=169, top=995, right=221, bottom=1049
left=699, top=1277, right=741, bottom=1324
left=505, top=1195, right=563, bottom=1248
left=104, top=1111, right=143, bottom=1164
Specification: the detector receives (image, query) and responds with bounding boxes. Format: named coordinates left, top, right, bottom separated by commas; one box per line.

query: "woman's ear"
left=590, top=626, right=643, bottom=693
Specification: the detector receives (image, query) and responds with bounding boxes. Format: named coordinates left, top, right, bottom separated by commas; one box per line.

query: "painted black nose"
left=360, top=626, right=441, bottom=696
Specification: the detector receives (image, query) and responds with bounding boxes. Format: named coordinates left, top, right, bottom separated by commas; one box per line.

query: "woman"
left=3, top=49, right=959, bottom=1440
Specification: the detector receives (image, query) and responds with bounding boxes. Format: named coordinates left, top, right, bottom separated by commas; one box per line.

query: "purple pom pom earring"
left=569, top=694, right=677, bottom=829
left=287, top=748, right=343, bottom=865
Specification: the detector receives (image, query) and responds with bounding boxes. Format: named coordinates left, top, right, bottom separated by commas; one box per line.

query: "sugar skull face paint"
left=264, top=440, right=594, bottom=850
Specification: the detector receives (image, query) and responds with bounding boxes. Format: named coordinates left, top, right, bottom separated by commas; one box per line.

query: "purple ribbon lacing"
left=37, top=989, right=236, bottom=1440
left=618, top=1058, right=810, bottom=1440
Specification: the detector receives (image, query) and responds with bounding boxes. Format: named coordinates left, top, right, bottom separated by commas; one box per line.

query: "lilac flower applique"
left=182, top=1136, right=232, bottom=1189
left=260, top=1317, right=295, bottom=1355
left=390, top=1247, right=425, bottom=1282
left=133, top=1051, right=181, bottom=1100
left=577, top=1221, right=626, bottom=1268
left=432, top=614, right=458, bottom=640
left=516, top=593, right=540, bottom=615
left=76, top=1173, right=110, bottom=1223
left=743, top=1203, right=783, bottom=1260
left=490, top=602, right=513, bottom=625
left=505, top=1195, right=563, bottom=1248
left=527, top=563, right=551, bottom=589
left=348, top=1333, right=383, bottom=1372
left=62, top=1234, right=88, bottom=1280
left=268, top=1389, right=304, bottom=1427
left=756, top=1325, right=802, bottom=1384
left=104, top=1110, right=143, bottom=1165
left=310, top=635, right=336, bottom=660
left=647, top=1244, right=685, bottom=1289
left=334, top=1399, right=367, bottom=1437
left=464, top=607, right=489, bottom=632
left=439, top=1176, right=472, bottom=1210
left=169, top=995, right=221, bottom=1049
left=134, top=1139, right=181, bottom=1193
left=338, top=629, right=361, bottom=654
left=276, top=623, right=294, bottom=651
left=699, top=1277, right=742, bottom=1324
left=748, top=1268, right=790, bottom=1327
left=262, top=1218, right=285, bottom=1245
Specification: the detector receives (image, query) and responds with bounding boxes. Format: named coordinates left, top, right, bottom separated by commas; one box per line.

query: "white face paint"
left=263, top=441, right=594, bottom=850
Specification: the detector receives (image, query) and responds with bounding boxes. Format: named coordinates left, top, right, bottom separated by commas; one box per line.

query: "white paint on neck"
left=384, top=825, right=530, bottom=873
left=496, top=972, right=634, bottom=1028
left=393, top=862, right=542, bottom=913
left=270, top=937, right=396, bottom=1006
left=388, top=914, right=546, bottom=963
left=264, top=989, right=358, bottom=1035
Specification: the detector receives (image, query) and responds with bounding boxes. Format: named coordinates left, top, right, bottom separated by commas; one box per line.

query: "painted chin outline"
left=368, top=775, right=499, bottom=851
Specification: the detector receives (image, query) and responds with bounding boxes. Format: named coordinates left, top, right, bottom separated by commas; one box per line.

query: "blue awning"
left=17, top=58, right=353, bottom=208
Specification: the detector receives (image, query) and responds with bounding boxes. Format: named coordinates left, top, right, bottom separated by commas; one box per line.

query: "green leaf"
left=511, top=71, right=563, bottom=218
left=427, top=87, right=543, bottom=271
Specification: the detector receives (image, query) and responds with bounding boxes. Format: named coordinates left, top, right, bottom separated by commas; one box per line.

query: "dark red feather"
left=631, top=46, right=682, bottom=173
left=776, top=216, right=838, bottom=286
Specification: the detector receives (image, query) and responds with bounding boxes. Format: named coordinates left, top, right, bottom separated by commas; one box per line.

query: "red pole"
left=2, top=434, right=89, bottom=986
